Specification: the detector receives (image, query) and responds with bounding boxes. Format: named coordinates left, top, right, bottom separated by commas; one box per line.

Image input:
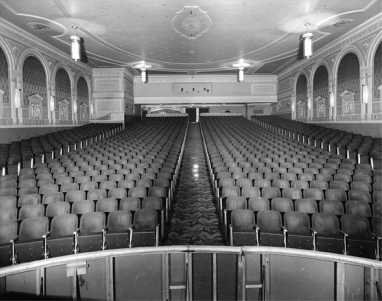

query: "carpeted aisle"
left=163, top=123, right=224, bottom=245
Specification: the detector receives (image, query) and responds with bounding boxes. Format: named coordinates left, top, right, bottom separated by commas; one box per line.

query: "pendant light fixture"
left=302, top=23, right=313, bottom=59
left=133, top=62, right=153, bottom=83
left=232, top=60, right=251, bottom=82
left=70, top=26, right=81, bottom=61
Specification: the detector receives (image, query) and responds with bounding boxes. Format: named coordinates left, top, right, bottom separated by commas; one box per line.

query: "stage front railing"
left=0, top=245, right=381, bottom=300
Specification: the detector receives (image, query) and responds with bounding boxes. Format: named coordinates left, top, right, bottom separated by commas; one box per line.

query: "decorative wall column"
left=72, top=89, right=77, bottom=124
left=291, top=95, right=296, bottom=120
left=307, top=83, right=313, bottom=121
left=47, top=80, right=55, bottom=124
left=329, top=77, right=336, bottom=121
left=92, top=68, right=130, bottom=124
left=244, top=104, right=249, bottom=119
left=10, top=69, right=22, bottom=125
left=360, top=65, right=373, bottom=120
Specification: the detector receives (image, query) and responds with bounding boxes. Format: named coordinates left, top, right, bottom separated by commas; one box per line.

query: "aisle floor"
left=163, top=123, right=224, bottom=245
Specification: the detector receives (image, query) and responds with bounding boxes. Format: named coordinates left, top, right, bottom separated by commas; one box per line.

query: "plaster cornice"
left=0, top=17, right=92, bottom=75
left=278, top=14, right=382, bottom=80
left=133, top=74, right=278, bottom=84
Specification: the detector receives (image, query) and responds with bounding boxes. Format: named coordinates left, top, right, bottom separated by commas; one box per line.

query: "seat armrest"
left=10, top=236, right=19, bottom=265
left=229, top=225, right=233, bottom=246
left=340, top=230, right=348, bottom=255
left=155, top=224, right=159, bottom=247
left=255, top=225, right=260, bottom=246
left=73, top=228, right=80, bottom=254
left=129, top=227, right=133, bottom=248
left=101, top=227, right=108, bottom=251
left=42, top=231, right=51, bottom=259
left=282, top=226, right=288, bottom=248
left=372, top=233, right=381, bottom=260
left=310, top=228, right=317, bottom=251
left=10, top=236, right=19, bottom=244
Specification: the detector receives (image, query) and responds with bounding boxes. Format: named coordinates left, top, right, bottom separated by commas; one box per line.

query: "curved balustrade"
left=0, top=245, right=381, bottom=300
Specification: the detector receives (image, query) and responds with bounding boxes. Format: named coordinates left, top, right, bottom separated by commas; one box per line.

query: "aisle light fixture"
left=302, top=23, right=313, bottom=59
left=133, top=62, right=153, bottom=83
left=232, top=60, right=251, bottom=82
left=70, top=26, right=81, bottom=61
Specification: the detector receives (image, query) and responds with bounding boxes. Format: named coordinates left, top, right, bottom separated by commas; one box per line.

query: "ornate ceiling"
left=0, top=0, right=380, bottom=76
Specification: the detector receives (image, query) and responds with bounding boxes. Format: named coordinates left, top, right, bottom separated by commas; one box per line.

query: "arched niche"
left=340, top=90, right=355, bottom=115
left=297, top=100, right=306, bottom=118
left=79, top=102, right=88, bottom=121
left=28, top=93, right=43, bottom=119
left=315, top=96, right=326, bottom=117
left=58, top=99, right=69, bottom=120
left=0, top=89, right=4, bottom=117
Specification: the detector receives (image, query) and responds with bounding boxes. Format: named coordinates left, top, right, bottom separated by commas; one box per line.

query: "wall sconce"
left=302, top=23, right=313, bottom=59
left=307, top=97, right=312, bottom=110
left=329, top=92, right=335, bottom=107
left=232, top=61, right=251, bottom=82
left=278, top=103, right=282, bottom=108
left=14, top=88, right=21, bottom=108
left=291, top=101, right=295, bottom=111
left=73, top=100, right=77, bottom=114
left=362, top=84, right=369, bottom=104
left=50, top=95, right=55, bottom=111
left=133, top=62, right=152, bottom=83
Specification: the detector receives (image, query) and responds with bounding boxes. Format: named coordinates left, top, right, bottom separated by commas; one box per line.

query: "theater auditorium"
left=0, top=0, right=381, bottom=300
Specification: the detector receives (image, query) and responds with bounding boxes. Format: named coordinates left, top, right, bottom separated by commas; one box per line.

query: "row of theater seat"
left=222, top=196, right=381, bottom=233
left=0, top=117, right=188, bottom=266
left=228, top=209, right=381, bottom=260
left=0, top=209, right=159, bottom=266
left=0, top=123, right=122, bottom=174
left=253, top=115, right=382, bottom=168
left=200, top=115, right=381, bottom=260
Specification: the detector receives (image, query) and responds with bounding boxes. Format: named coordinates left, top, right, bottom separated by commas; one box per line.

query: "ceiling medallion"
left=171, top=3, right=212, bottom=40
left=330, top=19, right=354, bottom=28
left=27, top=22, right=52, bottom=31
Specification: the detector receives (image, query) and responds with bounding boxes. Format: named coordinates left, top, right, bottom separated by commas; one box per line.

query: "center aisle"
left=163, top=123, right=224, bottom=245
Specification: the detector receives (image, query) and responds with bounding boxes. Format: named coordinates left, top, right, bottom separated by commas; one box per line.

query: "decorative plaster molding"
left=171, top=4, right=212, bottom=40
left=5, top=38, right=25, bottom=58
left=93, top=70, right=125, bottom=77
left=133, top=75, right=277, bottom=84
left=357, top=35, right=376, bottom=58
left=278, top=16, right=382, bottom=80
left=0, top=20, right=92, bottom=76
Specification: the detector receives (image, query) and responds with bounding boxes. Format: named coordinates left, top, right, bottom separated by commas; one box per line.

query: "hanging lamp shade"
left=238, top=67, right=244, bottom=82
left=232, top=61, right=251, bottom=83
left=141, top=68, right=147, bottom=83
left=133, top=62, right=152, bottom=83
left=70, top=35, right=81, bottom=61
left=302, top=32, right=313, bottom=58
